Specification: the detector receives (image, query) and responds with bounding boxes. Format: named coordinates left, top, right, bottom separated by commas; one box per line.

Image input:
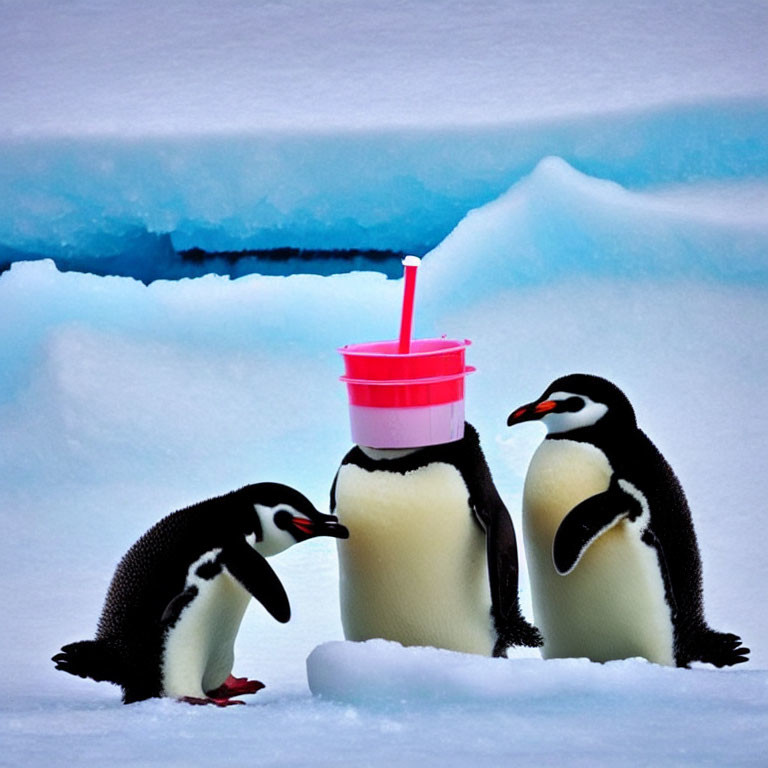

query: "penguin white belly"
left=523, top=439, right=675, bottom=665
left=335, top=462, right=494, bottom=656
left=162, top=551, right=252, bottom=698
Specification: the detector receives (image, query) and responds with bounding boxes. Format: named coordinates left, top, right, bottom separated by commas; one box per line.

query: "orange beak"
left=507, top=399, right=557, bottom=426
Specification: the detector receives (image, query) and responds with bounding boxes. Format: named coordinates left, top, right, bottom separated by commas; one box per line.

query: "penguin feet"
left=687, top=630, right=750, bottom=668
left=180, top=695, right=246, bottom=707
left=206, top=674, right=265, bottom=699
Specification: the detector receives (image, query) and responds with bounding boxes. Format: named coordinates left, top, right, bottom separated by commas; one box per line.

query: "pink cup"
left=339, top=338, right=474, bottom=448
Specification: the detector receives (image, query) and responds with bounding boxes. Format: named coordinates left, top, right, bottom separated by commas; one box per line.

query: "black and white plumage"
left=53, top=483, right=348, bottom=705
left=331, top=422, right=541, bottom=658
left=508, top=373, right=749, bottom=668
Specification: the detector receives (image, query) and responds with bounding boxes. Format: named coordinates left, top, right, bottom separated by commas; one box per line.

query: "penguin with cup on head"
left=333, top=255, right=539, bottom=657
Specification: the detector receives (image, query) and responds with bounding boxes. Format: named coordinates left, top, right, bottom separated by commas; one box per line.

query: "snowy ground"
left=2, top=242, right=766, bottom=767
left=2, top=1, right=768, bottom=766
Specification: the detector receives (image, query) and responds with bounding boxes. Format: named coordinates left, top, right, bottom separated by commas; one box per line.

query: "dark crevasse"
left=0, top=239, right=411, bottom=284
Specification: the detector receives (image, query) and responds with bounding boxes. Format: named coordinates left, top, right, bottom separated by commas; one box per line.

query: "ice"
left=421, top=157, right=768, bottom=304
left=2, top=1, right=768, bottom=765
left=2, top=104, right=768, bottom=279
left=3, top=172, right=768, bottom=766
left=2, top=2, right=766, bottom=280
left=2, top=0, right=768, bottom=277
left=306, top=643, right=767, bottom=765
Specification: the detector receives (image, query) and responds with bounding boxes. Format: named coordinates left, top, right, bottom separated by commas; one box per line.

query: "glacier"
left=2, top=103, right=767, bottom=280
left=2, top=0, right=767, bottom=278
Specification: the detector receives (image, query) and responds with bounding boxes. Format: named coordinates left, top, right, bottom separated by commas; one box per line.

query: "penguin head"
left=242, top=483, right=349, bottom=557
left=507, top=374, right=636, bottom=436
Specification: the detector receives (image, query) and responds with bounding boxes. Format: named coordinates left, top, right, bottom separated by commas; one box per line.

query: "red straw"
left=398, top=256, right=420, bottom=354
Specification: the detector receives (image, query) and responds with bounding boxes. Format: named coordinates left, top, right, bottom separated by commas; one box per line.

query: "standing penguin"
left=331, top=423, right=541, bottom=657
left=507, top=374, right=748, bottom=667
left=53, top=483, right=348, bottom=705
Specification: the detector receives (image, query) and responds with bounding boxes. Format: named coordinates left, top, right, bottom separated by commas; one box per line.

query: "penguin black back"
left=97, top=487, right=256, bottom=641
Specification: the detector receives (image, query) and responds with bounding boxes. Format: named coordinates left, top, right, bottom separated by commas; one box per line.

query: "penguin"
left=53, top=482, right=349, bottom=705
left=507, top=373, right=749, bottom=668
left=330, top=422, right=542, bottom=658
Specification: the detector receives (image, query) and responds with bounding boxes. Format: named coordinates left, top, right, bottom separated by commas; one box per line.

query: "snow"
left=307, top=643, right=767, bottom=765
left=3, top=0, right=767, bottom=136
left=2, top=0, right=768, bottom=765
left=2, top=251, right=767, bottom=766
left=308, top=639, right=764, bottom=705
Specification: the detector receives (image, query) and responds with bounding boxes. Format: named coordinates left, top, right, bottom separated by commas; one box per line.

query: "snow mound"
left=308, top=640, right=767, bottom=707
left=421, top=157, right=768, bottom=304
left=310, top=640, right=765, bottom=706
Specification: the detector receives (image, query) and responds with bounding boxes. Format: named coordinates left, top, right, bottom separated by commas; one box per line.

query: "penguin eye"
left=556, top=396, right=585, bottom=413
left=273, top=510, right=292, bottom=530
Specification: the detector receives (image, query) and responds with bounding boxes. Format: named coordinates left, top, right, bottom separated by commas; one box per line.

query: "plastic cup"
left=339, top=338, right=474, bottom=448
left=338, top=255, right=474, bottom=448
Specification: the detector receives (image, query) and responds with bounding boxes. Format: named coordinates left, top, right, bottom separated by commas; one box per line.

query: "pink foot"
left=180, top=695, right=245, bottom=707
left=206, top=674, right=265, bottom=699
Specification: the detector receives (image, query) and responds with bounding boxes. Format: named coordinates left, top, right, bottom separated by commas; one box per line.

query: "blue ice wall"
left=1, top=99, right=766, bottom=282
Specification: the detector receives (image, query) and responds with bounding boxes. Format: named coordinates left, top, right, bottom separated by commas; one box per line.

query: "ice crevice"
left=3, top=150, right=768, bottom=286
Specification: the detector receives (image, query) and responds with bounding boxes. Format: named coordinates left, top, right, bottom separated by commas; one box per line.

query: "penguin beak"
left=507, top=399, right=558, bottom=426
left=320, top=518, right=350, bottom=539
left=293, top=515, right=349, bottom=540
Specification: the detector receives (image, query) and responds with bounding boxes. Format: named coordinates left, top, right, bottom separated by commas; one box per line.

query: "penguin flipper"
left=461, top=426, right=542, bottom=654
left=484, top=516, right=543, bottom=655
left=221, top=539, right=291, bottom=623
left=553, top=476, right=643, bottom=576
left=161, top=587, right=199, bottom=626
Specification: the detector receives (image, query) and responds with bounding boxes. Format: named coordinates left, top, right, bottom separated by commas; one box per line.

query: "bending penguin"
left=331, top=422, right=542, bottom=657
left=53, top=483, right=348, bottom=705
left=507, top=374, right=749, bottom=668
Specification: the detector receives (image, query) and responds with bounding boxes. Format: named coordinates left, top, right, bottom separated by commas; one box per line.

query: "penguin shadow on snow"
left=508, top=373, right=749, bottom=669
left=53, top=483, right=348, bottom=706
